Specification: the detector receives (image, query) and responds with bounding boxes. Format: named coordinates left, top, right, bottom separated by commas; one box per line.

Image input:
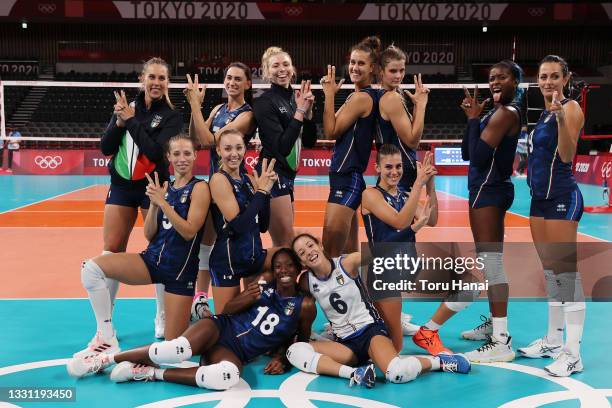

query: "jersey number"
left=527, top=129, right=534, bottom=154
left=162, top=206, right=174, bottom=230
left=329, top=293, right=348, bottom=314
left=251, top=306, right=280, bottom=335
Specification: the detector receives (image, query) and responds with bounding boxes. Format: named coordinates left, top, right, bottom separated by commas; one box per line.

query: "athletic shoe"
left=544, top=351, right=583, bottom=377
left=154, top=312, right=165, bottom=339
left=66, top=354, right=113, bottom=378
left=349, top=363, right=376, bottom=388
left=73, top=332, right=120, bottom=359
left=461, top=315, right=493, bottom=341
left=191, top=292, right=211, bottom=321
left=438, top=353, right=471, bottom=374
left=401, top=313, right=420, bottom=336
left=518, top=337, right=562, bottom=359
left=413, top=326, right=452, bottom=356
left=110, top=361, right=155, bottom=383
left=465, top=335, right=515, bottom=363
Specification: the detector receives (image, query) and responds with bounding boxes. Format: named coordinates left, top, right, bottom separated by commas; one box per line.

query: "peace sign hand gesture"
left=412, top=198, right=432, bottom=232
left=145, top=172, right=169, bottom=208
left=184, top=74, right=206, bottom=108
left=404, top=73, right=430, bottom=107
left=295, top=80, right=314, bottom=113
left=460, top=85, right=490, bottom=120
left=320, top=65, right=345, bottom=98
left=550, top=91, right=565, bottom=121
left=114, top=90, right=136, bottom=123
left=252, top=158, right=278, bottom=194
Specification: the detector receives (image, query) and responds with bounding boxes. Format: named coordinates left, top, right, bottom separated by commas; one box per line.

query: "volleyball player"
left=253, top=47, right=317, bottom=247
left=361, top=147, right=437, bottom=352
left=74, top=134, right=210, bottom=359
left=100, top=57, right=183, bottom=339
left=208, top=128, right=279, bottom=314
left=67, top=249, right=317, bottom=390
left=517, top=55, right=586, bottom=377
left=184, top=63, right=256, bottom=318
left=457, top=60, right=524, bottom=362
left=286, top=233, right=470, bottom=388
left=321, top=36, right=381, bottom=257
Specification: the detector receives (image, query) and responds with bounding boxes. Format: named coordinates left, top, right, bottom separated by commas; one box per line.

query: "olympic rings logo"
left=38, top=3, right=57, bottom=14
left=601, top=162, right=612, bottom=179
left=528, top=7, right=545, bottom=17
left=34, top=155, right=63, bottom=169
left=284, top=6, right=303, bottom=17
left=245, top=156, right=259, bottom=170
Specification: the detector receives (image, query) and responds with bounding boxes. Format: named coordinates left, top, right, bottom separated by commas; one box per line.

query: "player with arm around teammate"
left=68, top=248, right=317, bottom=389
left=286, top=234, right=470, bottom=389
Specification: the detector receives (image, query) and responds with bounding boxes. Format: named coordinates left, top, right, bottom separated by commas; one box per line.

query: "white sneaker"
left=401, top=313, right=420, bottom=336
left=461, top=315, right=493, bottom=341
left=544, top=351, right=583, bottom=377
left=67, top=354, right=113, bottom=378
left=154, top=313, right=165, bottom=339
left=73, top=332, right=120, bottom=359
left=518, top=337, right=563, bottom=359
left=465, top=335, right=515, bottom=363
left=191, top=292, right=211, bottom=321
left=110, top=361, right=155, bottom=383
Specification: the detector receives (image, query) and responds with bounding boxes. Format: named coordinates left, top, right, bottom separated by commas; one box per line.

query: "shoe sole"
left=461, top=334, right=491, bottom=341
left=467, top=352, right=516, bottom=363
left=517, top=350, right=560, bottom=359
left=544, top=367, right=583, bottom=377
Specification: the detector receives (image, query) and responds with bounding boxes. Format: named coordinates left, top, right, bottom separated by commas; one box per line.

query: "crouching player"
left=67, top=249, right=316, bottom=390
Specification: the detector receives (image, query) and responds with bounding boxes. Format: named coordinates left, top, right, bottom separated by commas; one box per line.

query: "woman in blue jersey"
left=361, top=146, right=437, bottom=352
left=74, top=134, right=210, bottom=359
left=67, top=248, right=317, bottom=390
left=517, top=55, right=586, bottom=377
left=377, top=44, right=430, bottom=192
left=184, top=63, right=256, bottom=320
left=287, top=233, right=470, bottom=388
left=458, top=60, right=524, bottom=363
left=208, top=128, right=280, bottom=314
left=321, top=36, right=381, bottom=257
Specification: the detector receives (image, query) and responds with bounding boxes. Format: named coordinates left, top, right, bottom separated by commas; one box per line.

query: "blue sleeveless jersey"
left=468, top=104, right=520, bottom=193
left=227, top=284, right=303, bottom=362
left=527, top=99, right=577, bottom=199
left=376, top=90, right=418, bottom=191
left=363, top=185, right=416, bottom=243
left=330, top=87, right=379, bottom=174
left=209, top=103, right=253, bottom=176
left=142, top=177, right=204, bottom=281
left=210, top=170, right=264, bottom=265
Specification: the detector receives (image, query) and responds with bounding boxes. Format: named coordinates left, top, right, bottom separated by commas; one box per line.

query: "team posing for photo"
left=66, top=35, right=587, bottom=389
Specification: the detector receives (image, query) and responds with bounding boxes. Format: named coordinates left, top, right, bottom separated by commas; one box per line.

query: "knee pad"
left=563, top=301, right=586, bottom=312
left=101, top=250, right=113, bottom=256
left=198, top=244, right=212, bottom=270
left=81, top=260, right=107, bottom=292
left=195, top=361, right=240, bottom=390
left=148, top=336, right=192, bottom=365
left=478, top=252, right=507, bottom=286
left=286, top=342, right=321, bottom=374
left=546, top=270, right=585, bottom=303
left=385, top=356, right=421, bottom=384
left=443, top=300, right=471, bottom=313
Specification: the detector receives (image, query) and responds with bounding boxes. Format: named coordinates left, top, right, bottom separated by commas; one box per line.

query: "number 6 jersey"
left=307, top=257, right=382, bottom=340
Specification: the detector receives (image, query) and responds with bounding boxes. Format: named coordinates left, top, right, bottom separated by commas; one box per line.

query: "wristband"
left=296, top=108, right=306, bottom=115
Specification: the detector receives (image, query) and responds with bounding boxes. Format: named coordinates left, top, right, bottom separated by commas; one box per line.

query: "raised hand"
left=460, top=85, right=489, bottom=120
left=252, top=158, right=278, bottom=194
left=412, top=198, right=432, bottom=232
left=144, top=172, right=169, bottom=208
left=184, top=73, right=206, bottom=107
left=295, top=80, right=314, bottom=113
left=320, top=65, right=345, bottom=98
left=114, top=90, right=135, bottom=122
left=550, top=90, right=565, bottom=121
left=405, top=73, right=430, bottom=107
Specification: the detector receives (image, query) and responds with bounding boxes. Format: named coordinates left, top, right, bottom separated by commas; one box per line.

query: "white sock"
left=564, top=307, right=585, bottom=357
left=339, top=365, right=354, bottom=379
left=492, top=317, right=508, bottom=341
left=546, top=302, right=564, bottom=345
left=154, top=368, right=165, bottom=381
left=425, top=356, right=441, bottom=370
left=83, top=260, right=115, bottom=339
left=101, top=251, right=119, bottom=309
left=424, top=320, right=441, bottom=331
left=155, top=284, right=165, bottom=317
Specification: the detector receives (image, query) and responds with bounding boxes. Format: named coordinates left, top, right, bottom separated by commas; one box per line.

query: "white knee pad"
left=286, top=342, right=321, bottom=374
left=385, top=356, right=421, bottom=384
left=479, top=252, right=508, bottom=286
left=444, top=301, right=471, bottom=313
left=546, top=270, right=585, bottom=303
left=195, top=361, right=240, bottom=390
left=148, top=336, right=192, bottom=365
left=81, top=260, right=107, bottom=292
left=563, top=301, right=586, bottom=312
left=198, top=244, right=212, bottom=270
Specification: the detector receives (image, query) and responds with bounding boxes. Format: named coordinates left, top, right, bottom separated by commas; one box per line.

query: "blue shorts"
left=203, top=315, right=248, bottom=364
left=338, top=322, right=389, bottom=366
left=270, top=174, right=295, bottom=201
left=139, top=253, right=196, bottom=296
left=327, top=172, right=366, bottom=210
left=209, top=246, right=267, bottom=287
left=530, top=188, right=584, bottom=221
left=106, top=183, right=150, bottom=209
left=469, top=185, right=514, bottom=211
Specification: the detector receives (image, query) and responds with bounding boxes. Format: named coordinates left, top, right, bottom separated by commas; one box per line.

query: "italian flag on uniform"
left=114, top=130, right=155, bottom=181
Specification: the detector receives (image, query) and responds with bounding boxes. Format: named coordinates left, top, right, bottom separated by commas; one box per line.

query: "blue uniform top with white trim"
left=226, top=283, right=304, bottom=362
left=208, top=103, right=253, bottom=176
left=527, top=99, right=577, bottom=199
left=363, top=185, right=416, bottom=244
left=376, top=90, right=418, bottom=191
left=330, top=87, right=379, bottom=174
left=142, top=177, right=204, bottom=282
left=468, top=103, right=521, bottom=193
